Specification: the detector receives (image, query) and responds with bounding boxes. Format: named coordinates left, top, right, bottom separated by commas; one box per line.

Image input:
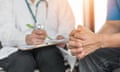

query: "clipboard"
left=17, top=39, right=68, bottom=50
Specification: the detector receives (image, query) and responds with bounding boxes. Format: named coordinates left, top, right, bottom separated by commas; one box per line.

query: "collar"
left=27, top=0, right=40, bottom=5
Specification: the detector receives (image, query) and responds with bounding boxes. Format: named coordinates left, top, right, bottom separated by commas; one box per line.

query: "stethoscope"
left=25, top=0, right=48, bottom=30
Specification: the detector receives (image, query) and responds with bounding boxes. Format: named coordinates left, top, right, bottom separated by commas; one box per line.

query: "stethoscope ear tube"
left=25, top=0, right=48, bottom=30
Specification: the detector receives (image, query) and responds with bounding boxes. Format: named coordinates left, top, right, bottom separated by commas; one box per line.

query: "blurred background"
left=68, top=0, right=107, bottom=33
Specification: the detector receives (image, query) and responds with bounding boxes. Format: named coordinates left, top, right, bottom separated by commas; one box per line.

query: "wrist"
left=98, top=34, right=108, bottom=48
left=95, top=34, right=104, bottom=49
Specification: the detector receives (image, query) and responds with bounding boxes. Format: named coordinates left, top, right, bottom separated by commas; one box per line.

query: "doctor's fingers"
left=32, top=29, right=46, bottom=35
left=31, top=38, right=44, bottom=45
left=31, top=33, right=46, bottom=40
left=56, top=35, right=64, bottom=40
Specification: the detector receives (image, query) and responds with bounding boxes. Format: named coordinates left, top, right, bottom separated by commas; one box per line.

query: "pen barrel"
left=34, top=24, right=52, bottom=40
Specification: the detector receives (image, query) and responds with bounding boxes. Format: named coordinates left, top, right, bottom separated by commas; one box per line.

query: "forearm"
left=57, top=0, right=75, bottom=38
left=97, top=21, right=120, bottom=48
left=101, top=33, right=120, bottom=48
left=98, top=21, right=120, bottom=34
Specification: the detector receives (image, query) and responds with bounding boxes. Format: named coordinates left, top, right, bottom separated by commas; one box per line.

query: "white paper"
left=17, top=39, right=68, bottom=50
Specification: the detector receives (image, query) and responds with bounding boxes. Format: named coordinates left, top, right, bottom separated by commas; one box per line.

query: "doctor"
left=0, top=0, right=75, bottom=72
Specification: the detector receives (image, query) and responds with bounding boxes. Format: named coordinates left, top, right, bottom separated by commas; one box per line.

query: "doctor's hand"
left=26, top=29, right=47, bottom=45
left=68, top=25, right=103, bottom=59
left=56, top=35, right=66, bottom=48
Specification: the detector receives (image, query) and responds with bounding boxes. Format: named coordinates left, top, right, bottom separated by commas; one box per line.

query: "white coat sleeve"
left=56, top=0, right=75, bottom=38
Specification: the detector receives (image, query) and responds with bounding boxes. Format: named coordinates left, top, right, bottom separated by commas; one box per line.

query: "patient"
left=0, top=0, right=75, bottom=72
left=69, top=0, right=120, bottom=72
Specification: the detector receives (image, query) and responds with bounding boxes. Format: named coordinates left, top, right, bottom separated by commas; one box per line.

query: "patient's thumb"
left=77, top=25, right=83, bottom=31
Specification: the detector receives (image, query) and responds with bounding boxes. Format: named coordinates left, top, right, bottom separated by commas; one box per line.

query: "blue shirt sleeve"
left=107, top=0, right=120, bottom=20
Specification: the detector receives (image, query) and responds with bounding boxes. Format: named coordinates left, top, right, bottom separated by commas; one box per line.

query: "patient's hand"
left=68, top=25, right=103, bottom=59
left=56, top=35, right=66, bottom=48
left=26, top=30, right=47, bottom=45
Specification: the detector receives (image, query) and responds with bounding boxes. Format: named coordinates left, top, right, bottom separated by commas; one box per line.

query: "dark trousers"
left=0, top=45, right=65, bottom=72
left=79, top=48, right=120, bottom=72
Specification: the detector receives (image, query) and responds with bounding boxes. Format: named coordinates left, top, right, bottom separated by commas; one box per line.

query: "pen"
left=26, top=24, right=52, bottom=40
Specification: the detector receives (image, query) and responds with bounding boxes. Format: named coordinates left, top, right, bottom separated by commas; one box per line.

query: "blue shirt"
left=107, top=0, right=120, bottom=20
